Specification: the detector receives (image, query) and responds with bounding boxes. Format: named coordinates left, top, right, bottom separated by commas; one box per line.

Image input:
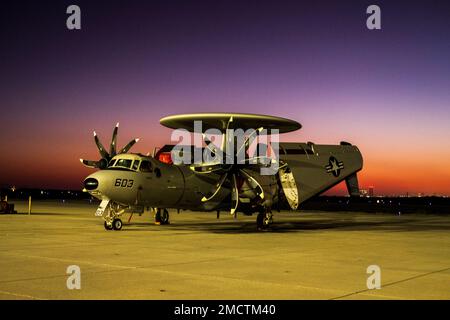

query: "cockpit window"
left=140, top=160, right=152, bottom=172
left=132, top=160, right=140, bottom=171
left=115, top=159, right=132, bottom=169
left=108, top=159, right=116, bottom=167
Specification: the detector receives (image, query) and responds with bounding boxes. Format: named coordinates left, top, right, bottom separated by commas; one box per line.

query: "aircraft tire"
left=154, top=209, right=161, bottom=225
left=112, top=218, right=123, bottom=231
left=256, top=212, right=265, bottom=230
left=104, top=221, right=113, bottom=230
left=160, top=209, right=170, bottom=225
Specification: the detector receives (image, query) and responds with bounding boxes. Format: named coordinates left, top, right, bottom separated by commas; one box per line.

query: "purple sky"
left=1, top=0, right=449, bottom=195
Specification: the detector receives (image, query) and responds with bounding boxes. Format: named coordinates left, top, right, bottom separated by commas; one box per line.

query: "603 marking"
left=115, top=178, right=134, bottom=188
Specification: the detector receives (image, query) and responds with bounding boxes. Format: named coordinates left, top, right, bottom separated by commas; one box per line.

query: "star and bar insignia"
left=325, top=156, right=344, bottom=177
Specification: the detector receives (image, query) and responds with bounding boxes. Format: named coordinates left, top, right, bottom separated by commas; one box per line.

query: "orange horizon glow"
left=1, top=122, right=449, bottom=196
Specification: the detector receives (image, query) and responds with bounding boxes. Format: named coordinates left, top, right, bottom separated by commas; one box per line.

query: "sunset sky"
left=1, top=0, right=449, bottom=195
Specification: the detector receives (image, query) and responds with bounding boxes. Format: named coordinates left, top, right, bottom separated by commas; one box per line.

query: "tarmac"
left=0, top=200, right=449, bottom=300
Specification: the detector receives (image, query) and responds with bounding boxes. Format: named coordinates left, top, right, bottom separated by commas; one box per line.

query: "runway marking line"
left=331, top=266, right=450, bottom=300
left=0, top=289, right=45, bottom=300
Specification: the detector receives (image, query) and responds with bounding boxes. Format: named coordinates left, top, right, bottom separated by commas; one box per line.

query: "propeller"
left=191, top=117, right=276, bottom=215
left=80, top=123, right=139, bottom=169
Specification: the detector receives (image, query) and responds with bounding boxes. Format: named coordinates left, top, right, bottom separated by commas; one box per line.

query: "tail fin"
left=345, top=173, right=360, bottom=197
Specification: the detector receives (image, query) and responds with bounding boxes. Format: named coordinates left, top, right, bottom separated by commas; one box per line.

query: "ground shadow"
left=122, top=215, right=450, bottom=234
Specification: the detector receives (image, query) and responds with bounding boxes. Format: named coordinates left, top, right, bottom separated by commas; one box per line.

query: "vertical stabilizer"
left=345, top=173, right=360, bottom=197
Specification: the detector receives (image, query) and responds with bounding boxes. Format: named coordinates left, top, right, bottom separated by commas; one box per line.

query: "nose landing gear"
left=103, top=202, right=126, bottom=231
left=104, top=218, right=123, bottom=231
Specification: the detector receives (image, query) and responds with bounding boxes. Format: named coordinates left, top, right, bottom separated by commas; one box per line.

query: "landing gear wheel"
left=155, top=209, right=170, bottom=225
left=256, top=213, right=265, bottom=230
left=256, top=211, right=273, bottom=230
left=112, top=218, right=123, bottom=231
left=154, top=209, right=161, bottom=225
left=160, top=209, right=170, bottom=225
left=104, top=221, right=113, bottom=230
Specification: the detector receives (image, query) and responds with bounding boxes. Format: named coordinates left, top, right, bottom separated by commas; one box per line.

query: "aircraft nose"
left=84, top=177, right=99, bottom=190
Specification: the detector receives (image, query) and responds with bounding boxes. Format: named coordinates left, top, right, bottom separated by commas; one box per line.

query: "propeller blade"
left=94, top=131, right=110, bottom=159
left=226, top=116, right=234, bottom=130
left=202, top=133, right=224, bottom=163
left=119, top=138, right=139, bottom=154
left=239, top=169, right=265, bottom=200
left=237, top=127, right=263, bottom=155
left=201, top=173, right=229, bottom=202
left=189, top=162, right=225, bottom=174
left=278, top=161, right=288, bottom=170
left=221, top=116, right=234, bottom=153
left=246, top=155, right=276, bottom=166
left=80, top=158, right=101, bottom=168
left=230, top=173, right=239, bottom=215
left=110, top=122, right=119, bottom=157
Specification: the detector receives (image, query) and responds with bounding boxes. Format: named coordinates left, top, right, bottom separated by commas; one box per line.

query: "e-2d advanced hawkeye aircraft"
left=81, top=113, right=363, bottom=231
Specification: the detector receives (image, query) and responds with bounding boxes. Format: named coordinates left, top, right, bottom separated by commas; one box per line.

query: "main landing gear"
left=154, top=208, right=170, bottom=225
left=256, top=210, right=273, bottom=231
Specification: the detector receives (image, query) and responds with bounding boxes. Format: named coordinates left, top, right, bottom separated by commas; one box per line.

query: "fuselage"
left=84, top=153, right=277, bottom=212
left=83, top=141, right=363, bottom=213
